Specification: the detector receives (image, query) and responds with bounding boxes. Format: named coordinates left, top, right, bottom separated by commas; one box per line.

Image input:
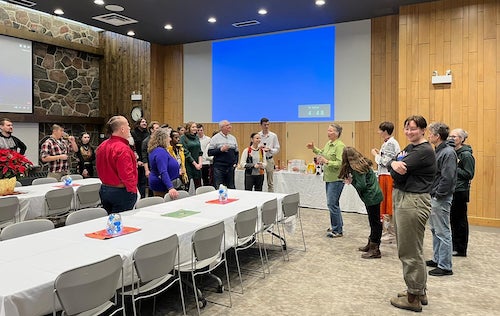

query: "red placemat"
left=53, top=183, right=81, bottom=188
left=205, top=198, right=239, bottom=204
left=0, top=191, right=26, bottom=196
left=85, top=226, right=141, bottom=240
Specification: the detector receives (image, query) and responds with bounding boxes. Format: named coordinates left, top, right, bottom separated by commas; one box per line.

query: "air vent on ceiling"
left=7, top=0, right=37, bottom=7
left=92, top=13, right=138, bottom=26
left=232, top=20, right=260, bottom=28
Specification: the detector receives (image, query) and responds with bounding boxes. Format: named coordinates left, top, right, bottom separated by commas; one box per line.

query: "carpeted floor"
left=142, top=208, right=500, bottom=315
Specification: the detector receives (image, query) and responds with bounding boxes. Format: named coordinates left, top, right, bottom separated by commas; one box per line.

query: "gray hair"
left=331, top=123, right=343, bottom=137
left=451, top=128, right=468, bottom=142
left=428, top=122, right=449, bottom=140
left=219, top=120, right=230, bottom=129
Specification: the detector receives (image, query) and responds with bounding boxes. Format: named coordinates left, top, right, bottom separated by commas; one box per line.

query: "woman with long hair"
left=167, top=130, right=189, bottom=189
left=339, top=146, right=383, bottom=259
left=75, top=132, right=96, bottom=178
left=147, top=128, right=180, bottom=200
left=180, top=121, right=203, bottom=190
left=239, top=132, right=267, bottom=191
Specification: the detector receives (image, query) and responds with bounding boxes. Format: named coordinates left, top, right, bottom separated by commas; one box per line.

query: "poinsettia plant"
left=0, top=149, right=33, bottom=179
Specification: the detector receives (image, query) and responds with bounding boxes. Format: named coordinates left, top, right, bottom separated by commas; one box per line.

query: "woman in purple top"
left=148, top=128, right=180, bottom=200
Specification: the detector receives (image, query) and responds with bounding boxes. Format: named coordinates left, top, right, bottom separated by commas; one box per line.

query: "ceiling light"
left=208, top=17, right=217, bottom=23
left=258, top=9, right=267, bottom=15
left=164, top=24, right=173, bottom=30
left=54, top=8, right=64, bottom=15
left=315, top=0, right=326, bottom=6
left=105, top=4, right=124, bottom=12
left=94, top=0, right=105, bottom=5
left=127, top=30, right=135, bottom=36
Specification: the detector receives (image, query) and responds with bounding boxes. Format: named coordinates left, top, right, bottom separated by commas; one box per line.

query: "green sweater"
left=313, top=139, right=345, bottom=182
left=351, top=169, right=383, bottom=206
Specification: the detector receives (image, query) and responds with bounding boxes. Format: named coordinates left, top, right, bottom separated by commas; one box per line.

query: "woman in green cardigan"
left=339, top=146, right=384, bottom=259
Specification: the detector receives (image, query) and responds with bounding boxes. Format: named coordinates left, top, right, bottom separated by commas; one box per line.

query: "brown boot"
left=390, top=293, right=422, bottom=312
left=361, top=242, right=381, bottom=259
left=397, top=290, right=428, bottom=305
left=358, top=238, right=370, bottom=252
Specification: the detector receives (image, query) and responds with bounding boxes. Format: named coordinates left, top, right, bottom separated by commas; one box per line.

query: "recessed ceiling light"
left=105, top=4, right=124, bottom=12
left=315, top=0, right=326, bottom=6
left=208, top=17, right=217, bottom=23
left=127, top=30, right=135, bottom=36
left=54, top=8, right=64, bottom=15
left=94, top=0, right=105, bottom=5
left=258, top=9, right=267, bottom=15
left=164, top=24, right=173, bottom=30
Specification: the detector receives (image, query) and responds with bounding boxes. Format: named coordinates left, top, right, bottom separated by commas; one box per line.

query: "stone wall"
left=0, top=2, right=100, bottom=47
left=33, top=43, right=100, bottom=117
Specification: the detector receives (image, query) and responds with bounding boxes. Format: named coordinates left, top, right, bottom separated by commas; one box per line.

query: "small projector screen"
left=0, top=35, right=33, bottom=114
left=212, top=26, right=335, bottom=122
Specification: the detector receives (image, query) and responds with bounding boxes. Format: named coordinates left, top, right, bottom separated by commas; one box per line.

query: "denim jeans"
left=213, top=165, right=236, bottom=189
left=100, top=185, right=137, bottom=214
left=429, top=194, right=453, bottom=271
left=326, top=181, right=344, bottom=234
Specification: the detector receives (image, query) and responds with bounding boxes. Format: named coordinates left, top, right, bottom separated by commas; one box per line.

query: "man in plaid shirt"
left=41, top=124, right=78, bottom=180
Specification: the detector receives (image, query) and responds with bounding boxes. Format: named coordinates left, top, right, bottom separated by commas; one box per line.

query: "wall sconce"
left=432, top=70, right=452, bottom=84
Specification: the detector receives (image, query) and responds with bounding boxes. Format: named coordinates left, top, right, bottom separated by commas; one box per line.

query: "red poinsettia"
left=0, top=149, right=33, bottom=179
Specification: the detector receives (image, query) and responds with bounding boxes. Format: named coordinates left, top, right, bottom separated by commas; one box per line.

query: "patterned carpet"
left=141, top=208, right=500, bottom=315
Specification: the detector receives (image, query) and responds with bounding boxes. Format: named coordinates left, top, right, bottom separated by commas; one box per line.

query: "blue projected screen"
left=212, top=26, right=335, bottom=122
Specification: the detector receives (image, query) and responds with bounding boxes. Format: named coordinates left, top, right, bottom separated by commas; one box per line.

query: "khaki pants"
left=265, top=158, right=275, bottom=192
left=48, top=172, right=67, bottom=181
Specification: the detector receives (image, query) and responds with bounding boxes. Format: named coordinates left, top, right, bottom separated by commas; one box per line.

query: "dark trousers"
left=201, top=164, right=212, bottom=187
left=137, top=166, right=147, bottom=199
left=213, top=165, right=235, bottom=189
left=450, top=190, right=469, bottom=255
left=100, top=185, right=137, bottom=214
left=366, top=203, right=382, bottom=244
left=244, top=174, right=264, bottom=191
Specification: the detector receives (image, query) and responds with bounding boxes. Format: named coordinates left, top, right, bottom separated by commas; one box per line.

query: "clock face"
left=131, top=106, right=143, bottom=121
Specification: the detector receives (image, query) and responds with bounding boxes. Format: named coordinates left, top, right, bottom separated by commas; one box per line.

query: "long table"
left=0, top=189, right=286, bottom=316
left=235, top=170, right=366, bottom=214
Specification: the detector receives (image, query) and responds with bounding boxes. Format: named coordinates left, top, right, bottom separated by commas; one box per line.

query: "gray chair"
left=124, top=234, right=186, bottom=316
left=164, top=190, right=190, bottom=202
left=65, top=207, right=108, bottom=226
left=0, top=219, right=54, bottom=241
left=32, top=177, right=58, bottom=185
left=15, top=181, right=22, bottom=187
left=233, top=206, right=265, bottom=293
left=44, top=186, right=75, bottom=219
left=176, top=221, right=232, bottom=315
left=258, top=198, right=283, bottom=272
left=134, top=196, right=165, bottom=209
left=75, top=183, right=101, bottom=209
left=195, top=186, right=215, bottom=195
left=53, top=254, right=125, bottom=316
left=0, top=196, right=20, bottom=229
left=68, top=174, right=84, bottom=180
left=278, top=192, right=306, bottom=260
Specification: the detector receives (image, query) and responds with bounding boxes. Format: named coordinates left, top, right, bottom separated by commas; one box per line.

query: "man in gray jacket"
left=426, top=122, right=457, bottom=276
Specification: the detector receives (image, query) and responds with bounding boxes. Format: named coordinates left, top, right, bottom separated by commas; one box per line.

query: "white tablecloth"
left=0, top=189, right=286, bottom=316
left=235, top=170, right=366, bottom=214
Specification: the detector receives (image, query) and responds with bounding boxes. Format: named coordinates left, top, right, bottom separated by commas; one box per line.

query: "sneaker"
left=429, top=267, right=453, bottom=276
left=452, top=251, right=467, bottom=257
left=326, top=227, right=332, bottom=232
left=326, top=232, right=343, bottom=238
left=397, top=290, right=428, bottom=305
left=390, top=295, right=422, bottom=312
left=425, top=260, right=438, bottom=267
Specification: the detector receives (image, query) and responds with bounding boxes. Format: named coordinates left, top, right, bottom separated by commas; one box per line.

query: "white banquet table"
left=0, top=189, right=286, bottom=316
left=235, top=170, right=366, bottom=214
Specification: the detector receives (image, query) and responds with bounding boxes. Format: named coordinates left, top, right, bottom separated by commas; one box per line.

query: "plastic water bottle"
left=63, top=175, right=72, bottom=186
left=106, top=213, right=122, bottom=235
left=218, top=184, right=228, bottom=202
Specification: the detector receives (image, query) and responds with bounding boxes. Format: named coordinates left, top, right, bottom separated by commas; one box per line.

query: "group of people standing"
left=306, top=116, right=475, bottom=312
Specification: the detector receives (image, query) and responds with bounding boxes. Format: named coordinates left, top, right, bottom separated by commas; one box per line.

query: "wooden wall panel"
left=399, top=0, right=500, bottom=226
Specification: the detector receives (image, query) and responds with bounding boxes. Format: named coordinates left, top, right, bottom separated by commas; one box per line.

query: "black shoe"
left=429, top=267, right=453, bottom=276
left=452, top=251, right=467, bottom=257
left=425, top=260, right=438, bottom=267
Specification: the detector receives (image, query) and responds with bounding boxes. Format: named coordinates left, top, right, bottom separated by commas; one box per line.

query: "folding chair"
left=0, top=196, right=20, bottom=229
left=195, top=186, right=215, bottom=195
left=0, top=219, right=54, bottom=241
left=164, top=190, right=190, bottom=202
left=135, top=196, right=165, bottom=209
left=278, top=192, right=306, bottom=261
left=75, top=183, right=101, bottom=209
left=44, top=186, right=74, bottom=220
left=65, top=207, right=108, bottom=226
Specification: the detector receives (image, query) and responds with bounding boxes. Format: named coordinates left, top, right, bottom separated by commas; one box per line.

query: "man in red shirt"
left=96, top=116, right=138, bottom=213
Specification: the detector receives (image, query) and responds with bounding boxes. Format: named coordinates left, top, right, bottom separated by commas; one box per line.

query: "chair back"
left=282, top=192, right=300, bottom=218
left=65, top=207, right=108, bottom=226
left=32, top=177, right=58, bottom=185
left=195, top=186, right=215, bottom=195
left=15, top=181, right=22, bottom=187
left=0, top=196, right=19, bottom=226
left=54, top=255, right=123, bottom=315
left=69, top=174, right=84, bottom=180
left=164, top=190, right=190, bottom=202
left=75, top=183, right=101, bottom=209
left=261, top=198, right=278, bottom=227
left=192, top=221, right=224, bottom=261
left=234, top=207, right=258, bottom=240
left=134, top=234, right=179, bottom=283
left=135, top=196, right=165, bottom=209
left=0, top=219, right=54, bottom=241
left=45, top=186, right=74, bottom=217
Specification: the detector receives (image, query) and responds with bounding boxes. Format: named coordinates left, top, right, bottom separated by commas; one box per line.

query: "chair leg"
left=256, top=238, right=266, bottom=278
left=178, top=277, right=187, bottom=315
left=276, top=221, right=289, bottom=261
left=223, top=255, right=232, bottom=308
left=298, top=210, right=307, bottom=252
left=260, top=231, right=271, bottom=274
left=234, top=248, right=244, bottom=294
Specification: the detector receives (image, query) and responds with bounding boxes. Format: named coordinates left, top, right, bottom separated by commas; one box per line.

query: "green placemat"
left=162, top=209, right=200, bottom=218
